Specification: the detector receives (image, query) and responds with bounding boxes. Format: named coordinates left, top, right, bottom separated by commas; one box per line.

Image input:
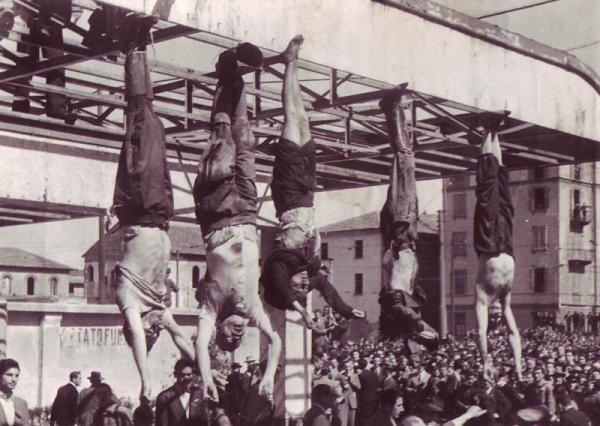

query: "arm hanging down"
left=195, top=314, right=220, bottom=402
left=251, top=303, right=282, bottom=402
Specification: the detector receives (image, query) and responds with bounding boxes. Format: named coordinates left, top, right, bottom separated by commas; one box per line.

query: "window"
left=354, top=273, right=363, bottom=295
left=453, top=269, right=468, bottom=295
left=87, top=265, right=94, bottom=282
left=27, top=277, right=35, bottom=295
left=192, top=266, right=200, bottom=288
left=354, top=240, right=363, bottom=259
left=50, top=278, right=58, bottom=296
left=0, top=276, right=10, bottom=296
left=321, top=242, right=329, bottom=260
left=573, top=164, right=582, bottom=180
left=448, top=175, right=469, bottom=189
left=453, top=193, right=467, bottom=219
left=451, top=232, right=468, bottom=258
left=69, top=283, right=84, bottom=297
left=532, top=226, right=547, bottom=251
left=531, top=268, right=547, bottom=293
left=532, top=187, right=548, bottom=211
left=455, top=312, right=467, bottom=338
left=532, top=167, right=546, bottom=180
left=573, top=189, right=581, bottom=205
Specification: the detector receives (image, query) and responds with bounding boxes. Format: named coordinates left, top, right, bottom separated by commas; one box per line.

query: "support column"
left=438, top=209, right=448, bottom=338
left=98, top=214, right=106, bottom=303
left=264, top=303, right=312, bottom=424
left=0, top=294, right=6, bottom=360
left=39, top=313, right=62, bottom=407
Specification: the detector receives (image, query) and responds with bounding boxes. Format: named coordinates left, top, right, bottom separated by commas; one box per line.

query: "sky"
left=1, top=0, right=597, bottom=269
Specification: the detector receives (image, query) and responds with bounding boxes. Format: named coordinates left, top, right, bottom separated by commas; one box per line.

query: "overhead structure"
left=0, top=0, right=599, bottom=226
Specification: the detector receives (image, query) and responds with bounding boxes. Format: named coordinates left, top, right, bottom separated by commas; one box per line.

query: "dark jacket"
left=303, top=404, right=331, bottom=426
left=260, top=249, right=353, bottom=317
left=559, top=407, right=592, bottom=426
left=155, top=385, right=205, bottom=426
left=355, top=370, right=380, bottom=425
left=51, top=383, right=79, bottom=426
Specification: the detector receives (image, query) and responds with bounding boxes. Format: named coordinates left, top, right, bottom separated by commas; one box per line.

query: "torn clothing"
left=193, top=80, right=257, bottom=236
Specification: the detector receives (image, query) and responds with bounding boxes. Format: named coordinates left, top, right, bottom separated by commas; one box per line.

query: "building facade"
left=0, top=247, right=83, bottom=303
left=442, top=163, right=600, bottom=337
left=317, top=212, right=440, bottom=331
left=83, top=224, right=207, bottom=308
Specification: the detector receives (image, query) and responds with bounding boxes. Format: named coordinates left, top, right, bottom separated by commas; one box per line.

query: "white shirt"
left=0, top=396, right=15, bottom=426
left=179, top=392, right=190, bottom=418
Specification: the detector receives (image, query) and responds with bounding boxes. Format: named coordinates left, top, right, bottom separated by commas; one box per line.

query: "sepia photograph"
left=0, top=0, right=599, bottom=425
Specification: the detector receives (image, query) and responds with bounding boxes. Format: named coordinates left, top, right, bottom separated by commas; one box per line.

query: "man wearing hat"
left=260, top=35, right=365, bottom=328
left=78, top=372, right=117, bottom=426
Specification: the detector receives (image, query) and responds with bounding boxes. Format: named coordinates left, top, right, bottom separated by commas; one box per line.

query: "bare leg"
left=123, top=309, right=151, bottom=398
left=281, top=35, right=311, bottom=146
left=502, top=292, right=523, bottom=380
left=474, top=284, right=491, bottom=378
left=162, top=311, right=195, bottom=360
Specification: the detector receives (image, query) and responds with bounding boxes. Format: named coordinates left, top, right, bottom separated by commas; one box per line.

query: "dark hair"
left=0, top=359, right=19, bottom=376
left=358, top=359, right=368, bottom=370
left=215, top=325, right=243, bottom=352
left=69, top=371, right=81, bottom=381
left=555, top=385, right=572, bottom=405
left=379, top=389, right=400, bottom=407
left=312, top=384, right=335, bottom=403
left=174, top=358, right=195, bottom=375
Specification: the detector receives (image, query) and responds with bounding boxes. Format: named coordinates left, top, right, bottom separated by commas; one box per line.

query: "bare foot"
left=281, top=34, right=304, bottom=64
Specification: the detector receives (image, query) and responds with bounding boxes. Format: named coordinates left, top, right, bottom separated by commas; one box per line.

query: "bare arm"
left=292, top=300, right=314, bottom=328
left=253, top=302, right=282, bottom=401
left=195, top=312, right=218, bottom=401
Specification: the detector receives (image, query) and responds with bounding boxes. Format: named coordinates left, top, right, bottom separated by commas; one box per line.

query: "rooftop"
left=0, top=247, right=74, bottom=271
left=320, top=211, right=438, bottom=235
left=82, top=223, right=205, bottom=260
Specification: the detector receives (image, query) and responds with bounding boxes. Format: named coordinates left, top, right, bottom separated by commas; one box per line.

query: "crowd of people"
left=307, top=321, right=600, bottom=425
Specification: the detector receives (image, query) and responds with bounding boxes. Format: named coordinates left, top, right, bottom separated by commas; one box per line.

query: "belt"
left=132, top=222, right=169, bottom=231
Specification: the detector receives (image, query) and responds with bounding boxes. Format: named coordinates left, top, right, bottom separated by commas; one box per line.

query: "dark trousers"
left=474, top=153, right=514, bottom=257
left=380, top=148, right=419, bottom=251
left=112, top=52, right=173, bottom=226
left=271, top=138, right=316, bottom=217
left=193, top=78, right=257, bottom=235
